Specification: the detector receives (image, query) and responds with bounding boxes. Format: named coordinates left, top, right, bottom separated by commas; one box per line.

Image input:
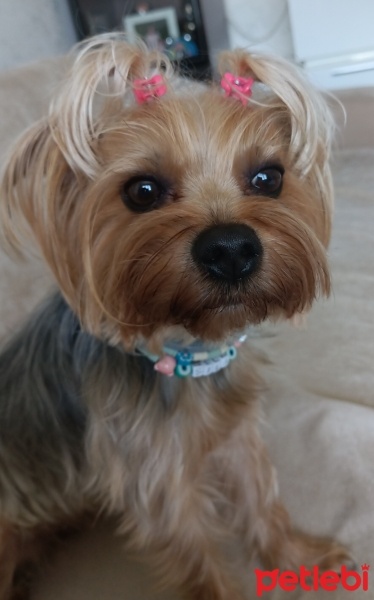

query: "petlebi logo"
left=255, top=564, right=369, bottom=596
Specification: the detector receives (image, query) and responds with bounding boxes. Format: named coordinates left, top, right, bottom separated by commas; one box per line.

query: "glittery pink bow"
left=133, top=74, right=167, bottom=104
left=221, top=72, right=254, bottom=105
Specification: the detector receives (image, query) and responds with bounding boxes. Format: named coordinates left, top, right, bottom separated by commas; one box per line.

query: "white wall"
left=288, top=0, right=374, bottom=63
left=288, top=0, right=374, bottom=89
left=223, top=0, right=294, bottom=59
left=0, top=0, right=77, bottom=71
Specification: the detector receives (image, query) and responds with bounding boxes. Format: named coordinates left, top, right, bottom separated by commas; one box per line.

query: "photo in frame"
left=124, top=8, right=180, bottom=52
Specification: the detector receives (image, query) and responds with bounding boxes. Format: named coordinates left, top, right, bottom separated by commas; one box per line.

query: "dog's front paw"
left=282, top=529, right=352, bottom=572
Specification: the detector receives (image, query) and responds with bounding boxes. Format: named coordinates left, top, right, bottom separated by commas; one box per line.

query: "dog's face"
left=1, top=39, right=333, bottom=348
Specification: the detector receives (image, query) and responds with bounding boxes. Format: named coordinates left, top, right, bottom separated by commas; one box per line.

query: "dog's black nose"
left=192, top=224, right=262, bottom=284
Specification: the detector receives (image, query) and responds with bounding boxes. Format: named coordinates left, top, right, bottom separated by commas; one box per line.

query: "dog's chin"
left=177, top=302, right=264, bottom=342
left=175, top=291, right=303, bottom=341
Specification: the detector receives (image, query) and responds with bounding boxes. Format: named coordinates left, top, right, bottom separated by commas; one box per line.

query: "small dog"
left=0, top=35, right=349, bottom=599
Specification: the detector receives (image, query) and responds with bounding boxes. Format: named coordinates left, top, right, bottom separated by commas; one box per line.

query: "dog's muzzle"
left=192, top=223, right=263, bottom=284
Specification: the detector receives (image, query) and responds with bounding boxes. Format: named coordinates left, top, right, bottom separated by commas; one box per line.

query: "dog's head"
left=0, top=35, right=334, bottom=348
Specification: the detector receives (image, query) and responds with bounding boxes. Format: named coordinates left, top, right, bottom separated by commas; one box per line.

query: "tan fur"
left=0, top=35, right=349, bottom=599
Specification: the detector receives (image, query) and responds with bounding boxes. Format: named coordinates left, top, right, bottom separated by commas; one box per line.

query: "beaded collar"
left=138, top=334, right=247, bottom=378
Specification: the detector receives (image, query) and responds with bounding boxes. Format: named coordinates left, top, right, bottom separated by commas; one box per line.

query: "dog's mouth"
left=170, top=284, right=251, bottom=319
left=206, top=296, right=245, bottom=308
left=167, top=288, right=268, bottom=341
left=199, top=299, right=246, bottom=314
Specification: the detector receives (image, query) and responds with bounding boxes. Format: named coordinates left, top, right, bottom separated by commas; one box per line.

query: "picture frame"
left=68, top=0, right=226, bottom=79
left=124, top=8, right=180, bottom=51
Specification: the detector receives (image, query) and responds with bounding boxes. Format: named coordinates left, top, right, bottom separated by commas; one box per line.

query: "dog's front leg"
left=214, top=416, right=351, bottom=573
left=117, top=481, right=246, bottom=600
left=147, top=528, right=244, bottom=600
left=0, top=522, right=49, bottom=600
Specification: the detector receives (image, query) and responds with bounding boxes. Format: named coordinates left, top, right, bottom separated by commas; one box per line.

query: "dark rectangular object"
left=67, top=0, right=228, bottom=80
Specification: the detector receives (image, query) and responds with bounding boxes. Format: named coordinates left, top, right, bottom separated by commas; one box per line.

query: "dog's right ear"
left=0, top=36, right=174, bottom=296
left=1, top=35, right=174, bottom=250
left=0, top=119, right=53, bottom=255
left=51, top=35, right=174, bottom=179
left=0, top=115, right=86, bottom=305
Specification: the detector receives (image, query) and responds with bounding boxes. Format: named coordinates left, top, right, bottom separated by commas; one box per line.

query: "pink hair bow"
left=221, top=72, right=254, bottom=105
left=133, top=74, right=167, bottom=104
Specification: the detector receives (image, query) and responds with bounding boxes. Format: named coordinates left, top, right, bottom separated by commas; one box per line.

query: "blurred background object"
left=288, top=0, right=374, bottom=89
left=0, top=0, right=77, bottom=71
left=0, top=0, right=293, bottom=78
left=0, top=0, right=373, bottom=84
left=68, top=0, right=215, bottom=78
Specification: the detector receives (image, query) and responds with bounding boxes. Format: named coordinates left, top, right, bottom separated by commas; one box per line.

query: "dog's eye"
left=250, top=166, right=284, bottom=197
left=122, top=177, right=165, bottom=212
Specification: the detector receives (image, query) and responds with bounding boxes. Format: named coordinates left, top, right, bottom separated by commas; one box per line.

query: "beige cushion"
left=259, top=146, right=374, bottom=599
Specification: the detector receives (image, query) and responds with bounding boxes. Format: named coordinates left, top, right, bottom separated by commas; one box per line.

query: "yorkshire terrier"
left=0, top=35, right=350, bottom=600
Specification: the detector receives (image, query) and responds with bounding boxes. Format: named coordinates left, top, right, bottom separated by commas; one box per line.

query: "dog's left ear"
left=217, top=50, right=335, bottom=246
left=217, top=50, right=334, bottom=174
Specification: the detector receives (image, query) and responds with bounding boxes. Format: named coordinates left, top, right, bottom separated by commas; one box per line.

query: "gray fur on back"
left=0, top=292, right=156, bottom=525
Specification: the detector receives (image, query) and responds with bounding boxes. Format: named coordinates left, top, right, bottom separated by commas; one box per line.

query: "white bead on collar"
left=138, top=335, right=247, bottom=378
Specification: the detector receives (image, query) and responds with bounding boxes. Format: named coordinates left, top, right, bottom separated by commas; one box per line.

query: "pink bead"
left=220, top=72, right=254, bottom=105
left=154, top=355, right=176, bottom=376
left=133, top=75, right=167, bottom=104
